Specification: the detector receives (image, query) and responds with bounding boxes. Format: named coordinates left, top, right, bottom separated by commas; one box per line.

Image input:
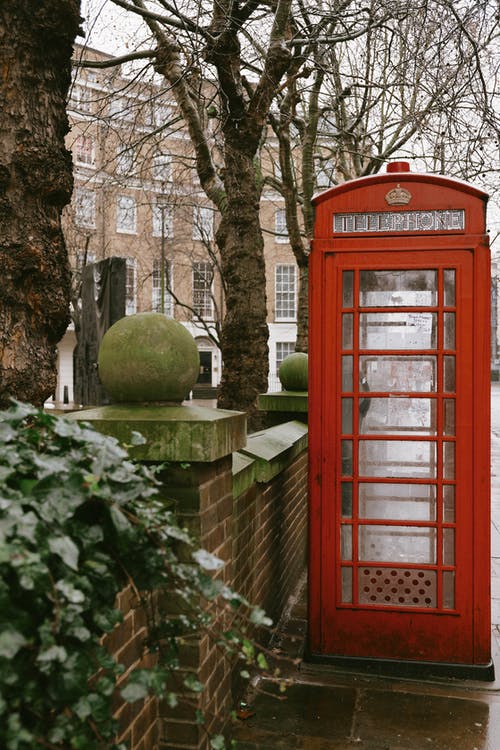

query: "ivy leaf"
left=73, top=696, right=93, bottom=720
left=121, top=669, right=163, bottom=702
left=68, top=626, right=91, bottom=642
left=0, top=628, right=27, bottom=659
left=52, top=418, right=84, bottom=439
left=163, top=525, right=191, bottom=543
left=192, top=549, right=224, bottom=571
left=110, top=504, right=131, bottom=532
left=197, top=575, right=223, bottom=600
left=257, top=653, right=269, bottom=670
left=37, top=645, right=68, bottom=663
left=210, top=735, right=226, bottom=749
left=55, top=580, right=86, bottom=604
left=0, top=423, right=15, bottom=442
left=242, top=639, right=254, bottom=662
left=49, top=536, right=80, bottom=571
left=130, top=431, right=146, bottom=446
left=249, top=607, right=272, bottom=627
left=121, top=682, right=149, bottom=703
left=17, top=478, right=38, bottom=496
left=183, top=674, right=204, bottom=693
left=33, top=454, right=68, bottom=479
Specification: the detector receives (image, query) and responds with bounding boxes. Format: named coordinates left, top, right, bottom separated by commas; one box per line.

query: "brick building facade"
left=53, top=45, right=308, bottom=404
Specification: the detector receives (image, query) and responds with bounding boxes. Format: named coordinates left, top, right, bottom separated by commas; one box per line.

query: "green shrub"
left=0, top=401, right=270, bottom=750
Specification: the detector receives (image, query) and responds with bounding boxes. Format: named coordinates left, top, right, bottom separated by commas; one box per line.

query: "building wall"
left=54, top=328, right=77, bottom=403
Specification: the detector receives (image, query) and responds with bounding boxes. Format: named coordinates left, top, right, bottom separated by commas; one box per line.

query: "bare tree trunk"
left=0, top=1, right=80, bottom=406
left=295, top=263, right=309, bottom=353
left=216, top=145, right=269, bottom=422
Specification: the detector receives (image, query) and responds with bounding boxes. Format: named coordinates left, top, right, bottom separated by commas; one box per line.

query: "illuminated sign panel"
left=333, top=209, right=465, bottom=234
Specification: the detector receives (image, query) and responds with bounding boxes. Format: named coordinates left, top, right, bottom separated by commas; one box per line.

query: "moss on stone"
left=97, top=313, right=200, bottom=403
left=278, top=352, right=308, bottom=392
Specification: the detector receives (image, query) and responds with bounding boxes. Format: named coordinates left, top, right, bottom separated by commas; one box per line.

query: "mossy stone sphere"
left=98, top=313, right=200, bottom=403
left=278, top=352, right=308, bottom=391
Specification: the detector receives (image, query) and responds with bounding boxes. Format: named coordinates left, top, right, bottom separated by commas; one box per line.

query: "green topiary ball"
left=98, top=313, right=200, bottom=403
left=278, top=352, right=308, bottom=392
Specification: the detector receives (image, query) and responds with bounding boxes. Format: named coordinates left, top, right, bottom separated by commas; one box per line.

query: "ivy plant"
left=0, top=401, right=271, bottom=750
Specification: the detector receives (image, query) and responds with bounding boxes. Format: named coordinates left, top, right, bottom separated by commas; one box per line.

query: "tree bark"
left=216, top=143, right=269, bottom=423
left=0, top=1, right=80, bottom=406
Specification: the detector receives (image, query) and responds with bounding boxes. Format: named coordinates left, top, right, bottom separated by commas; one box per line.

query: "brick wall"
left=104, top=585, right=160, bottom=750
left=103, top=421, right=308, bottom=750
left=232, top=449, right=308, bottom=623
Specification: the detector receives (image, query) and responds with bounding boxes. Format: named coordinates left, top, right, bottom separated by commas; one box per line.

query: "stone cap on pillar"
left=258, top=352, right=308, bottom=420
left=67, top=313, right=246, bottom=462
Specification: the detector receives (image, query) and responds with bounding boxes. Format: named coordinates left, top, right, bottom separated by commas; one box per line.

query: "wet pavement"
left=230, top=384, right=500, bottom=749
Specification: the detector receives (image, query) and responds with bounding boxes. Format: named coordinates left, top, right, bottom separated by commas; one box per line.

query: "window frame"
left=74, top=134, right=95, bottom=167
left=152, top=258, right=174, bottom=316
left=116, top=194, right=137, bottom=235
left=152, top=151, right=172, bottom=182
left=274, top=207, right=289, bottom=243
left=115, top=145, right=135, bottom=175
left=74, top=187, right=96, bottom=229
left=125, top=258, right=137, bottom=315
left=276, top=341, right=296, bottom=372
left=152, top=202, right=174, bottom=238
left=192, top=261, right=214, bottom=320
left=275, top=264, right=297, bottom=321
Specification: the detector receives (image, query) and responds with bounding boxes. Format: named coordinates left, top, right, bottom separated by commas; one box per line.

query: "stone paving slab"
left=233, top=676, right=500, bottom=749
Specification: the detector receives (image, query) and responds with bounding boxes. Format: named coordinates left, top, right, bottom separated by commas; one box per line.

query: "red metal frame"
left=308, top=167, right=491, bottom=672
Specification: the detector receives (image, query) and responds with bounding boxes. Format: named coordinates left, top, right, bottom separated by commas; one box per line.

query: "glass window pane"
left=443, top=485, right=455, bottom=522
left=360, top=398, right=437, bottom=435
left=342, top=356, right=353, bottom=391
left=342, top=398, right=353, bottom=434
left=443, top=442, right=455, bottom=479
left=443, top=399, right=455, bottom=435
left=444, top=356, right=456, bottom=392
left=341, top=483, right=353, bottom=517
left=359, top=483, right=436, bottom=521
left=444, top=270, right=456, bottom=306
left=360, top=313, right=437, bottom=350
left=342, top=314, right=353, bottom=348
left=443, top=571, right=455, bottom=609
left=360, top=356, right=437, bottom=392
left=359, top=567, right=436, bottom=607
left=359, top=270, right=437, bottom=307
left=444, top=313, right=455, bottom=350
left=341, top=525, right=352, bottom=560
left=341, top=567, right=353, bottom=603
left=359, top=526, right=436, bottom=564
left=343, top=271, right=354, bottom=307
left=443, top=528, right=455, bottom=565
left=275, top=264, right=296, bottom=318
left=359, top=440, right=437, bottom=478
left=342, top=440, right=353, bottom=476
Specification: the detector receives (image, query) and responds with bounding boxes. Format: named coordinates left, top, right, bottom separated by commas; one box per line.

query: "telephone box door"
left=320, top=249, right=477, bottom=665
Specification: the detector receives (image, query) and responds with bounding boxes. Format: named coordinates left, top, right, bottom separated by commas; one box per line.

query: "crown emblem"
left=385, top=184, right=412, bottom=205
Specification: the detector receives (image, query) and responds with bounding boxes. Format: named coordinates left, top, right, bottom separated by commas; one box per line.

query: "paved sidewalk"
left=231, top=385, right=500, bottom=750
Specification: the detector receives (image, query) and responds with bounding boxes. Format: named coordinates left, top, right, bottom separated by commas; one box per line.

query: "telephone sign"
left=308, top=162, right=493, bottom=679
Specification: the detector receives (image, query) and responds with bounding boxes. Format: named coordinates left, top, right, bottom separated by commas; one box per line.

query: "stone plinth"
left=68, top=404, right=246, bottom=462
left=258, top=391, right=308, bottom=426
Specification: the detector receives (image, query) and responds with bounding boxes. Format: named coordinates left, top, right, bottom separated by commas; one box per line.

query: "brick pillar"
left=69, top=403, right=246, bottom=750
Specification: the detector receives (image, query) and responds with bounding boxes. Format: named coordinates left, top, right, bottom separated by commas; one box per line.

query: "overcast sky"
left=80, top=0, right=142, bottom=54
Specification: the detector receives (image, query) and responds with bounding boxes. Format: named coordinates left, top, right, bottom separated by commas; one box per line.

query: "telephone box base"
left=305, top=652, right=495, bottom=682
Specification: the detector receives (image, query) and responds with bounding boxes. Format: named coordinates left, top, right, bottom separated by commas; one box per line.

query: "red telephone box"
left=308, top=162, right=493, bottom=679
